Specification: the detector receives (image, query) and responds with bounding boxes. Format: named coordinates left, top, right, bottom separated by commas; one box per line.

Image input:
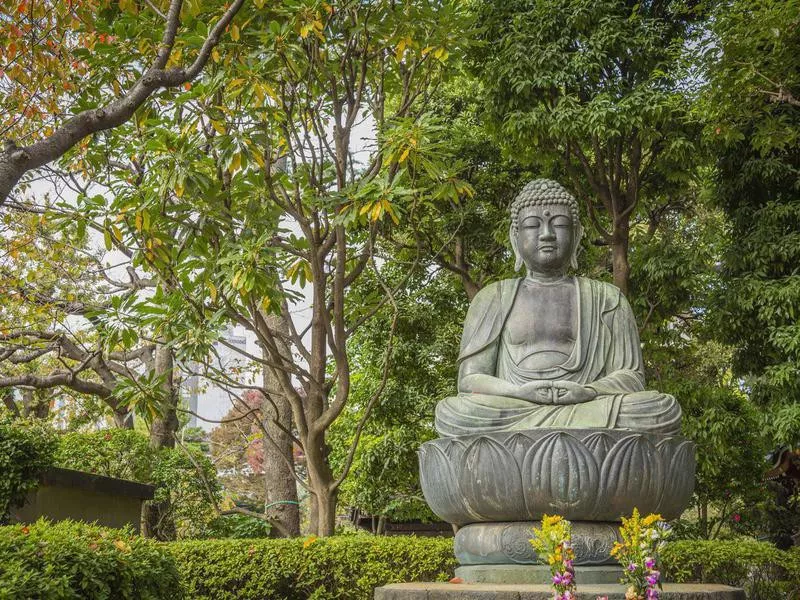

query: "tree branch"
left=0, top=0, right=246, bottom=205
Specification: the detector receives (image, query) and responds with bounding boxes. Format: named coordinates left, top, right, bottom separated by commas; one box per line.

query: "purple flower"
left=552, top=573, right=564, bottom=585
left=564, top=559, right=574, bottom=570
left=646, top=572, right=660, bottom=587
left=646, top=589, right=660, bottom=600
left=644, top=557, right=656, bottom=570
left=627, top=562, right=638, bottom=572
left=561, top=571, right=573, bottom=585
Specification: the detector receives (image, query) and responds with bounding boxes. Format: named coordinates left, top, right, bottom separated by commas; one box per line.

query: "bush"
left=54, top=429, right=219, bottom=539
left=54, top=429, right=153, bottom=482
left=169, top=535, right=457, bottom=600
left=663, top=539, right=800, bottom=600
left=0, top=519, right=182, bottom=599
left=0, top=417, right=57, bottom=523
left=204, top=513, right=273, bottom=539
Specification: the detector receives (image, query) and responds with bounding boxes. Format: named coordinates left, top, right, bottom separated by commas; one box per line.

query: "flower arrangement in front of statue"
left=530, top=514, right=577, bottom=600
left=610, top=508, right=671, bottom=600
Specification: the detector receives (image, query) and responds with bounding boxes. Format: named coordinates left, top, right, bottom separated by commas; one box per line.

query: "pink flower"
left=644, top=557, right=656, bottom=570
left=732, top=513, right=741, bottom=523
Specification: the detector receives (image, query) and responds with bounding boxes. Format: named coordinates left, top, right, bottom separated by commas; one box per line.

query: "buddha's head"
left=509, top=179, right=583, bottom=275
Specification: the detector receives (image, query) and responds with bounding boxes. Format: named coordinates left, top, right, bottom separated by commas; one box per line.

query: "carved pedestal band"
left=455, top=521, right=622, bottom=566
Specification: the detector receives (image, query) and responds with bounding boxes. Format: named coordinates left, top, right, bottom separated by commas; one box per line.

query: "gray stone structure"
left=375, top=583, right=746, bottom=599
left=417, top=180, right=697, bottom=581
left=11, top=467, right=154, bottom=533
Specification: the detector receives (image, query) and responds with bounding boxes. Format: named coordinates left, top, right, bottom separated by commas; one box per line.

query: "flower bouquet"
left=530, top=514, right=577, bottom=600
left=610, top=508, right=671, bottom=600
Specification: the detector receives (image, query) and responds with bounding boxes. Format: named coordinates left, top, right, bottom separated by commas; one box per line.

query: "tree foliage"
left=470, top=0, right=701, bottom=294
left=0, top=0, right=246, bottom=204
left=0, top=416, right=56, bottom=523
left=51, top=0, right=473, bottom=536
left=698, top=0, right=800, bottom=442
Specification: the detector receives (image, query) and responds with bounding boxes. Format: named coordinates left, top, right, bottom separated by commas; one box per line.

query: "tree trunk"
left=308, top=493, right=319, bottom=536
left=698, top=502, right=708, bottom=539
left=611, top=220, right=631, bottom=297
left=21, top=389, right=50, bottom=419
left=143, top=343, right=180, bottom=540
left=305, top=435, right=337, bottom=536
left=461, top=277, right=481, bottom=301
left=1, top=388, right=19, bottom=418
left=149, top=344, right=179, bottom=450
left=112, top=407, right=134, bottom=429
left=260, top=319, right=300, bottom=537
left=314, top=486, right=338, bottom=537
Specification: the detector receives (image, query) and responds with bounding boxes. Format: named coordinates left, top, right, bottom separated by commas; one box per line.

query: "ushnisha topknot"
left=509, top=179, right=580, bottom=230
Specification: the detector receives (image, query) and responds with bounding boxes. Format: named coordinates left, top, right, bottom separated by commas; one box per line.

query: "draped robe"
left=434, top=277, right=682, bottom=437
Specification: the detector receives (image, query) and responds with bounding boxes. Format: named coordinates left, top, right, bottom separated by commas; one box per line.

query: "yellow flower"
left=543, top=514, right=563, bottom=526
left=642, top=513, right=662, bottom=527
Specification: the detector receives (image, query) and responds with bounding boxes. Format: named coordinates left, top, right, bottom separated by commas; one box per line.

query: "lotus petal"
left=599, top=434, right=663, bottom=520
left=418, top=444, right=477, bottom=525
left=522, top=431, right=599, bottom=519
left=582, top=431, right=615, bottom=464
left=459, top=437, right=524, bottom=521
left=443, top=438, right=467, bottom=463
left=656, top=439, right=696, bottom=518
left=505, top=432, right=533, bottom=465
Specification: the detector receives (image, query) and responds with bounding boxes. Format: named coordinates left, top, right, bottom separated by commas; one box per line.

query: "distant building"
left=184, top=325, right=259, bottom=432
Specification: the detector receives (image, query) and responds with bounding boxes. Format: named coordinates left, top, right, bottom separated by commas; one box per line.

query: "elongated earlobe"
left=570, top=223, right=584, bottom=270
left=509, top=225, right=523, bottom=271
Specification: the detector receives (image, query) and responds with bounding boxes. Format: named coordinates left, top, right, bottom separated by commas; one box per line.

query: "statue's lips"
left=538, top=245, right=557, bottom=251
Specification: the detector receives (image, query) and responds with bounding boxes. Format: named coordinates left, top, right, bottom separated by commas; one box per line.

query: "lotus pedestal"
left=418, top=428, right=696, bottom=581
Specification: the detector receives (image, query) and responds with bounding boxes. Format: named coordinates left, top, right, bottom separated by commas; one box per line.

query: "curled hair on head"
left=509, top=179, right=584, bottom=271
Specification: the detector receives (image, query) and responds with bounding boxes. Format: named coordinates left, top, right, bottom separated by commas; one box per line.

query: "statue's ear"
left=509, top=224, right=523, bottom=271
left=570, top=222, right=584, bottom=270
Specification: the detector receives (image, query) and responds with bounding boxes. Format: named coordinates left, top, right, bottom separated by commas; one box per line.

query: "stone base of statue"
left=455, top=564, right=622, bottom=585
left=374, top=582, right=746, bottom=599
left=418, top=427, right=696, bottom=578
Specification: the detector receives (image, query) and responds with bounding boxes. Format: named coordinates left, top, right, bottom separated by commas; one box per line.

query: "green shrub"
left=54, top=429, right=219, bottom=539
left=663, top=539, right=800, bottom=600
left=54, top=429, right=152, bottom=482
left=0, top=519, right=182, bottom=599
left=204, top=513, right=273, bottom=539
left=0, top=417, right=57, bottom=523
left=169, top=535, right=457, bottom=600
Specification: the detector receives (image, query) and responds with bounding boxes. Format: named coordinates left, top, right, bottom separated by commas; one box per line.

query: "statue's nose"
left=540, top=224, right=556, bottom=240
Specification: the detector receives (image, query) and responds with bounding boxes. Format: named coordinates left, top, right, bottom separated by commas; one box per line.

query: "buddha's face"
left=515, top=203, right=575, bottom=275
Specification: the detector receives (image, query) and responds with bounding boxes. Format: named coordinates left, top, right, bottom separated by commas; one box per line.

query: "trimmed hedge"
left=4, top=523, right=799, bottom=600
left=0, top=520, right=182, bottom=599
left=662, top=539, right=800, bottom=600
left=168, top=535, right=457, bottom=600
